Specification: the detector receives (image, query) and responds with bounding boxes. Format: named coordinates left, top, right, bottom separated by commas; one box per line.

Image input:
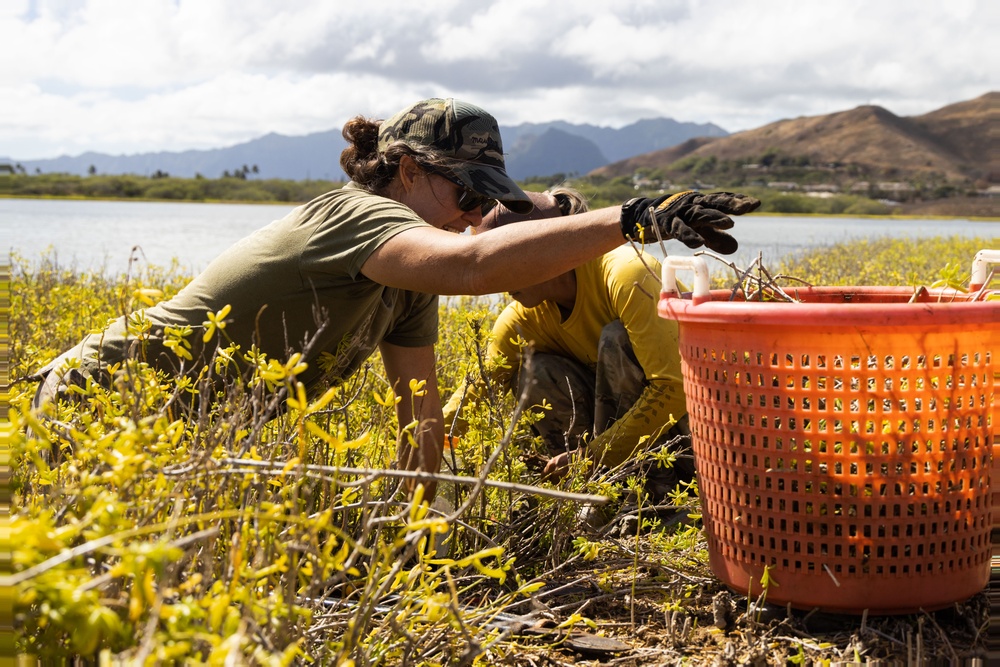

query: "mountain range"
left=0, top=117, right=727, bottom=183
left=2, top=93, right=994, bottom=187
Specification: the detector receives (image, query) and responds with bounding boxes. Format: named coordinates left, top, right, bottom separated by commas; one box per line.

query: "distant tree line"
left=221, top=164, right=260, bottom=180
left=0, top=172, right=343, bottom=204
left=0, top=169, right=982, bottom=217
left=605, top=148, right=979, bottom=202
left=0, top=163, right=33, bottom=175
left=524, top=173, right=895, bottom=216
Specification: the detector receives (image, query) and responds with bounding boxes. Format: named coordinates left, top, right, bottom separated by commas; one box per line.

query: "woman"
left=33, top=97, right=758, bottom=488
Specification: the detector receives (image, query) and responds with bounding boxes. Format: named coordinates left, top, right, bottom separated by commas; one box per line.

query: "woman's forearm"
left=362, top=207, right=626, bottom=296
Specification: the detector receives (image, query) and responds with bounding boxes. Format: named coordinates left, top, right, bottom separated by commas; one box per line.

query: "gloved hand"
left=619, top=190, right=761, bottom=255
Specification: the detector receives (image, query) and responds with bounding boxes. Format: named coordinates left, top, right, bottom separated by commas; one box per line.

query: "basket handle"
left=970, top=249, right=1000, bottom=291
left=661, top=255, right=710, bottom=305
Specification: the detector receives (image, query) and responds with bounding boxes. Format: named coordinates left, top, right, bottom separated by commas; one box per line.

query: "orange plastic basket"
left=980, top=252, right=1000, bottom=522
left=657, top=252, right=999, bottom=614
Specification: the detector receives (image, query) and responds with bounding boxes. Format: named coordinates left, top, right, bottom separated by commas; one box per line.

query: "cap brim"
left=451, top=164, right=534, bottom=215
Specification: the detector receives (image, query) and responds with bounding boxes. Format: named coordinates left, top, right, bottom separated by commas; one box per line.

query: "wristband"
left=619, top=197, right=649, bottom=239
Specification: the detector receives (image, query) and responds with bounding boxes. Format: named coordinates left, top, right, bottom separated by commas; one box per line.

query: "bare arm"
left=380, top=341, right=444, bottom=498
left=361, top=206, right=625, bottom=296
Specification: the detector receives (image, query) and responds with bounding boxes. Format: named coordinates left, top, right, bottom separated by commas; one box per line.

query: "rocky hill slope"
left=592, top=92, right=998, bottom=187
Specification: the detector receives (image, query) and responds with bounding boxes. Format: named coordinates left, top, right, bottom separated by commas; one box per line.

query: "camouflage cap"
left=377, top=98, right=533, bottom=215
left=482, top=190, right=561, bottom=231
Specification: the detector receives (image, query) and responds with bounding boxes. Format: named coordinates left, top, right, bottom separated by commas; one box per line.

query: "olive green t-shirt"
left=42, top=184, right=439, bottom=391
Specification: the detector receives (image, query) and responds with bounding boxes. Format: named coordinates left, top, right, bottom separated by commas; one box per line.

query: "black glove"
left=619, top=190, right=761, bottom=255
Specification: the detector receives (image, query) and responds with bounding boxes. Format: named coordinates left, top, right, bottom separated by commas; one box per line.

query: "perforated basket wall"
left=658, top=286, right=998, bottom=614
left=993, top=325, right=1000, bottom=521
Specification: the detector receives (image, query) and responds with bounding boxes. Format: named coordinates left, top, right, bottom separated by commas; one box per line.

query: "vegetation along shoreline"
left=1, top=173, right=997, bottom=219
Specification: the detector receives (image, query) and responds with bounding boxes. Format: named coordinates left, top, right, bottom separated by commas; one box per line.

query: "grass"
left=7, top=235, right=998, bottom=664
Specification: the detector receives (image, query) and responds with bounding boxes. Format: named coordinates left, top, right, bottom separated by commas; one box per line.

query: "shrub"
left=9, top=236, right=992, bottom=662
left=842, top=198, right=892, bottom=215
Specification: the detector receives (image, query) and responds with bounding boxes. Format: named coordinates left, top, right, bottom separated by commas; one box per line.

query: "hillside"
left=504, top=128, right=608, bottom=180
left=590, top=136, right=721, bottom=173
left=910, top=92, right=998, bottom=176
left=501, top=117, right=727, bottom=164
left=2, top=130, right=348, bottom=182
left=591, top=92, right=998, bottom=187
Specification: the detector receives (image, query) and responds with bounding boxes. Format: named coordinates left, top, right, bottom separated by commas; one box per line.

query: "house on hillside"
left=631, top=174, right=662, bottom=190
left=802, top=184, right=839, bottom=198
left=850, top=181, right=916, bottom=201
left=875, top=182, right=915, bottom=195
left=630, top=173, right=678, bottom=192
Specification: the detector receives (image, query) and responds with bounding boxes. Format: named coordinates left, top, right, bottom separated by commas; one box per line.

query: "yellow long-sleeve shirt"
left=443, top=245, right=687, bottom=466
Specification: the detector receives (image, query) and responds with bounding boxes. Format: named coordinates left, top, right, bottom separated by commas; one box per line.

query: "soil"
left=501, top=540, right=992, bottom=666
left=491, top=497, right=993, bottom=666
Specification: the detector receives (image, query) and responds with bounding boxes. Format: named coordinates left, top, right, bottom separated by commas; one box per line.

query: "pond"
left=3, top=197, right=997, bottom=274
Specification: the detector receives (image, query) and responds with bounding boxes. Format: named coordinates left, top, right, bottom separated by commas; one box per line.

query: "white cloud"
left=0, top=0, right=996, bottom=159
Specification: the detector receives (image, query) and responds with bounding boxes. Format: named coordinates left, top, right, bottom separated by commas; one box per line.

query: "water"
left=665, top=215, right=999, bottom=270
left=3, top=197, right=997, bottom=274
left=3, top=198, right=293, bottom=273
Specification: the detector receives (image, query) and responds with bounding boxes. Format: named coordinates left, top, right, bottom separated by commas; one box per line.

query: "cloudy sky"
left=1, top=0, right=996, bottom=160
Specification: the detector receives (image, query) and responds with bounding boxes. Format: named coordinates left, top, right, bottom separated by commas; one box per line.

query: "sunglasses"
left=429, top=169, right=497, bottom=215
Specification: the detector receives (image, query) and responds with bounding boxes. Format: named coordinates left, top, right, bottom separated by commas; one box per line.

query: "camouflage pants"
left=515, top=320, right=672, bottom=451
left=516, top=320, right=694, bottom=495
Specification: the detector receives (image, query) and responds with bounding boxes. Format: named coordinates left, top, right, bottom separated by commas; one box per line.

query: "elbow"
left=463, top=277, right=499, bottom=296
left=450, top=253, right=500, bottom=296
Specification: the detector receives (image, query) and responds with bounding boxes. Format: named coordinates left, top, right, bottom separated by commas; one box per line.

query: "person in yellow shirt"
left=443, top=188, right=693, bottom=490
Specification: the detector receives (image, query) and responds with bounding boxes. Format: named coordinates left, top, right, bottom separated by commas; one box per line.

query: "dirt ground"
left=483, top=441, right=996, bottom=666
left=487, top=495, right=993, bottom=667
left=500, top=545, right=991, bottom=666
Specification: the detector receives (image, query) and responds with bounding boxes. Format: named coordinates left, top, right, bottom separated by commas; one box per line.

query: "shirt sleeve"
left=586, top=380, right=688, bottom=467
left=299, top=186, right=430, bottom=280
left=383, top=291, right=439, bottom=347
left=606, top=251, right=683, bottom=383
left=587, top=251, right=688, bottom=466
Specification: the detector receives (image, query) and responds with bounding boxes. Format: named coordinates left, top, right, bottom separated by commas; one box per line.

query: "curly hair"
left=339, top=116, right=461, bottom=195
